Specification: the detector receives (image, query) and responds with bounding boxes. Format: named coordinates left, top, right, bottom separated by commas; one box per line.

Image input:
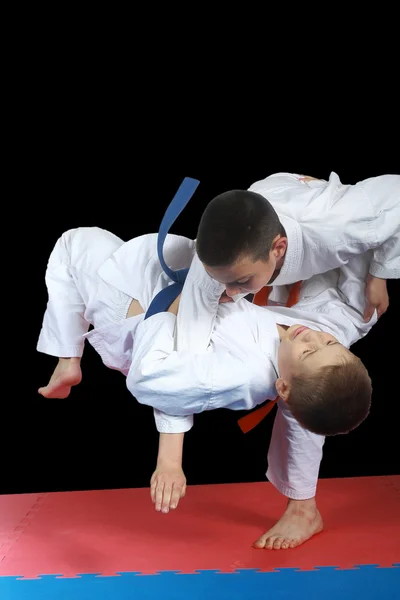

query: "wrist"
left=157, top=455, right=182, bottom=469
left=368, top=273, right=386, bottom=282
left=157, top=432, right=184, bottom=467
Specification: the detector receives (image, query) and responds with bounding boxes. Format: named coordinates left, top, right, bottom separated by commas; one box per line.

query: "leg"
left=37, top=229, right=90, bottom=398
left=254, top=399, right=324, bottom=550
left=37, top=227, right=126, bottom=397
left=37, top=229, right=92, bottom=358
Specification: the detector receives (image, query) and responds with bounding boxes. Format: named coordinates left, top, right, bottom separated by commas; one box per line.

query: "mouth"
left=292, top=326, right=309, bottom=340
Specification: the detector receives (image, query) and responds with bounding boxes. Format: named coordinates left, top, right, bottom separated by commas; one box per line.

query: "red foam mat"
left=0, top=476, right=399, bottom=577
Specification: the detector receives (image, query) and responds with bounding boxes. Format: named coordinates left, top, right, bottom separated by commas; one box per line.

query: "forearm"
left=157, top=432, right=185, bottom=467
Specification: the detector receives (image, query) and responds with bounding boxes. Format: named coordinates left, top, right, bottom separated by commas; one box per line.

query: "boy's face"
left=204, top=254, right=277, bottom=298
left=202, top=234, right=287, bottom=298
left=276, top=325, right=351, bottom=399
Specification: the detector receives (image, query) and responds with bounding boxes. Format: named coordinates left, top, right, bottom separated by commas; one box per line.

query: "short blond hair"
left=287, top=354, right=372, bottom=436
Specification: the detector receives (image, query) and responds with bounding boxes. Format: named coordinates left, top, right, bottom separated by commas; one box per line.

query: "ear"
left=271, top=235, right=288, bottom=260
left=275, top=377, right=291, bottom=402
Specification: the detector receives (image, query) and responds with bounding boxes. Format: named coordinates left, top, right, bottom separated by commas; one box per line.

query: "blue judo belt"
left=144, top=177, right=200, bottom=319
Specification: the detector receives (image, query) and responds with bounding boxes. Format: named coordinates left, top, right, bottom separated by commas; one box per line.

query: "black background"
left=5, top=53, right=399, bottom=497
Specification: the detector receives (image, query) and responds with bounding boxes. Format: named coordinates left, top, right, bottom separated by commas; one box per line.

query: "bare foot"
left=38, top=358, right=82, bottom=399
left=253, top=497, right=323, bottom=550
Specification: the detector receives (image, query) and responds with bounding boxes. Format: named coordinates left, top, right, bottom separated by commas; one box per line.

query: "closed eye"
left=302, top=341, right=337, bottom=358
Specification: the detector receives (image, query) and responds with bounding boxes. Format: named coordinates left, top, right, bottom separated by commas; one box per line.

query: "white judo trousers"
left=37, top=228, right=133, bottom=358
left=37, top=227, right=323, bottom=501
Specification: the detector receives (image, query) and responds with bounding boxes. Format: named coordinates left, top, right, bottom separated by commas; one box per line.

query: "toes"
left=263, top=536, right=276, bottom=550
left=253, top=535, right=268, bottom=549
left=254, top=535, right=296, bottom=550
left=280, top=538, right=293, bottom=550
left=273, top=537, right=285, bottom=550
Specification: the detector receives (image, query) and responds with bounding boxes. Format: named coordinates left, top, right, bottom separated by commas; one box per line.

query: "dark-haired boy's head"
left=196, top=190, right=287, bottom=297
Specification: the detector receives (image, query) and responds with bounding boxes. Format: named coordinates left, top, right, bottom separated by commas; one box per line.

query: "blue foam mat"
left=1, top=565, right=399, bottom=600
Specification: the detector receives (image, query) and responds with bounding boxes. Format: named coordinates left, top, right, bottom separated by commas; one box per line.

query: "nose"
left=225, top=285, right=242, bottom=298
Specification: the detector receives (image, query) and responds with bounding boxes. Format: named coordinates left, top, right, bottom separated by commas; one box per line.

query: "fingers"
left=151, top=476, right=168, bottom=512
left=363, top=302, right=375, bottom=322
left=365, top=276, right=389, bottom=321
left=376, top=305, right=389, bottom=319
left=150, top=476, right=186, bottom=513
left=150, top=474, right=157, bottom=504
left=377, top=298, right=389, bottom=319
left=160, top=484, right=172, bottom=513
left=169, top=484, right=184, bottom=510
left=364, top=300, right=389, bottom=322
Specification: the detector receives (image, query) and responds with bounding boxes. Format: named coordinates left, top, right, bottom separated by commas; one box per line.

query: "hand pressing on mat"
left=151, top=432, right=186, bottom=513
